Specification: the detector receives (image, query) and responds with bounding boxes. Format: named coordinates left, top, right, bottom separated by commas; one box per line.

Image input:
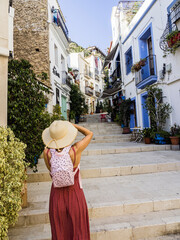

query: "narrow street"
left=8, top=116, right=180, bottom=240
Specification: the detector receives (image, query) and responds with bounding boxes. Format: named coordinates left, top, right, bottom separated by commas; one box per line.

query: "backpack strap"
left=72, top=146, right=82, bottom=189
left=71, top=146, right=76, bottom=166
left=46, top=149, right=51, bottom=166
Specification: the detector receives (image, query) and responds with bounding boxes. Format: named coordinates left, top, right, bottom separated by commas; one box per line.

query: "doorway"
left=141, top=93, right=149, bottom=128
left=147, top=37, right=155, bottom=75
left=61, top=95, right=67, bottom=120
left=130, top=99, right=137, bottom=129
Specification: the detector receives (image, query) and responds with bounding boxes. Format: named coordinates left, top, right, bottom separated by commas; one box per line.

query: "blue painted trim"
left=167, top=0, right=178, bottom=13
left=137, top=75, right=157, bottom=89
left=122, top=0, right=157, bottom=44
left=138, top=22, right=157, bottom=76
left=141, top=92, right=149, bottom=128
left=167, top=0, right=178, bottom=32
left=130, top=97, right=137, bottom=131
left=141, top=91, right=148, bottom=97
left=125, top=46, right=133, bottom=75
left=131, top=96, right=138, bottom=127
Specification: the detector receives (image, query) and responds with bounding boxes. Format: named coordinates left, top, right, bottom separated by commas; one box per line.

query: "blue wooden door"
left=130, top=100, right=136, bottom=129
left=141, top=94, right=149, bottom=128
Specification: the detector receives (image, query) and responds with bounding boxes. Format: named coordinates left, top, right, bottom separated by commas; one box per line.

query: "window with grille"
left=125, top=47, right=133, bottom=75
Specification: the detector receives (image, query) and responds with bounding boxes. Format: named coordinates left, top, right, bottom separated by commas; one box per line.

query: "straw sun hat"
left=42, top=120, right=78, bottom=149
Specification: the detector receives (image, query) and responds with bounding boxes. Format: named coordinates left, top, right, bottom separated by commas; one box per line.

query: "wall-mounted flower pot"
left=167, top=32, right=180, bottom=48
left=170, top=136, right=180, bottom=145
left=144, top=137, right=151, bottom=144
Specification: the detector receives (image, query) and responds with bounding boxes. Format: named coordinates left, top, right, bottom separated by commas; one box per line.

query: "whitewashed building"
left=48, top=0, right=71, bottom=119
left=68, top=47, right=105, bottom=114
left=109, top=0, right=180, bottom=129
left=0, top=0, right=14, bottom=126
left=13, top=0, right=70, bottom=119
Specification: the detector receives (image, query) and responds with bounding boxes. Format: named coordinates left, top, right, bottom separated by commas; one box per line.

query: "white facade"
left=8, top=6, right=14, bottom=54
left=48, top=0, right=70, bottom=119
left=68, top=50, right=105, bottom=113
left=111, top=0, right=180, bottom=129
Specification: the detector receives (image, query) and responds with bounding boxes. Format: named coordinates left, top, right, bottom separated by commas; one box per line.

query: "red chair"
left=100, top=114, right=107, bottom=122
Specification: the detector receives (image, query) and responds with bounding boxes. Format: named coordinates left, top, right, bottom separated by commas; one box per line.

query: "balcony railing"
left=62, top=71, right=71, bottom=87
left=84, top=70, right=93, bottom=78
left=95, top=75, right=99, bottom=81
left=52, top=9, right=69, bottom=39
left=95, top=91, right=100, bottom=97
left=135, top=55, right=157, bottom=89
left=160, top=1, right=180, bottom=51
left=85, top=86, right=93, bottom=96
left=95, top=68, right=99, bottom=75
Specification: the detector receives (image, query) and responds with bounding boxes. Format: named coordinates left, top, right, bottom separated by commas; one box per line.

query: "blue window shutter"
left=125, top=47, right=133, bottom=75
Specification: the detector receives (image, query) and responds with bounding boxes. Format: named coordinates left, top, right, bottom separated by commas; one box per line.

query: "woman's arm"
left=72, top=124, right=93, bottom=153
left=43, top=148, right=51, bottom=171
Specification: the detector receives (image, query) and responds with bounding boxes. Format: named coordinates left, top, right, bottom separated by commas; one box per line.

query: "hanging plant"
left=131, top=58, right=146, bottom=73
left=166, top=30, right=180, bottom=54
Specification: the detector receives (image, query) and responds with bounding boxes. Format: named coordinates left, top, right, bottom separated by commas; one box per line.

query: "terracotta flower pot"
left=170, top=136, right=180, bottom=145
left=122, top=127, right=130, bottom=134
left=144, top=137, right=151, bottom=144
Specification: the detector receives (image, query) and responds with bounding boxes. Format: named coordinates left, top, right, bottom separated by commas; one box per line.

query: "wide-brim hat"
left=42, top=120, right=78, bottom=149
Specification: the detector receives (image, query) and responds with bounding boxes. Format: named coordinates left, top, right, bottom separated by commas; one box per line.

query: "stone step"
left=17, top=171, right=180, bottom=227
left=76, top=134, right=131, bottom=143
left=77, top=129, right=123, bottom=135
left=78, top=123, right=122, bottom=130
left=82, top=142, right=171, bottom=156
left=90, top=209, right=180, bottom=240
left=141, top=234, right=180, bottom=240
left=9, top=209, right=180, bottom=240
left=27, top=151, right=180, bottom=182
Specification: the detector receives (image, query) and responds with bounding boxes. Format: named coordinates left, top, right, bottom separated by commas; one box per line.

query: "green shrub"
left=8, top=59, right=52, bottom=167
left=0, top=127, right=27, bottom=239
left=69, top=84, right=88, bottom=120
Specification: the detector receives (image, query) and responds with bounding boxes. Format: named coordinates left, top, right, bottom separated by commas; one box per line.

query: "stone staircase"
left=8, top=121, right=180, bottom=240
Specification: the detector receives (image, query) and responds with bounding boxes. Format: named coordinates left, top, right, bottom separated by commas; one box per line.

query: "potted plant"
left=170, top=123, right=180, bottom=145
left=119, top=98, right=131, bottom=134
left=154, top=130, right=170, bottom=144
left=131, top=58, right=146, bottom=73
left=142, top=128, right=155, bottom=144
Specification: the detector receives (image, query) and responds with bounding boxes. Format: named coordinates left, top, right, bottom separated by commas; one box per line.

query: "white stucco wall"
left=48, top=0, right=70, bottom=115
left=117, top=0, right=180, bottom=128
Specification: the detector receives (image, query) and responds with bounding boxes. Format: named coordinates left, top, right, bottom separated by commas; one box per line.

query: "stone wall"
left=13, top=0, right=51, bottom=87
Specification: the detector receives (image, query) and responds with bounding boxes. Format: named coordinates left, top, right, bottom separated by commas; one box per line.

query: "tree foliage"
left=69, top=84, right=88, bottom=120
left=145, top=86, right=172, bottom=131
left=119, top=98, right=132, bottom=127
left=8, top=59, right=62, bottom=167
left=0, top=127, right=27, bottom=239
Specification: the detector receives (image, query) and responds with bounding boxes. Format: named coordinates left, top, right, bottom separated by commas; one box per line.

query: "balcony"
left=62, top=71, right=71, bottom=88
left=95, top=91, right=101, bottom=97
left=95, top=75, right=99, bottom=81
left=52, top=9, right=69, bottom=40
left=111, top=64, right=121, bottom=83
left=135, top=55, right=157, bottom=89
left=84, top=70, right=93, bottom=79
left=85, top=86, right=93, bottom=96
left=95, top=68, right=99, bottom=75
